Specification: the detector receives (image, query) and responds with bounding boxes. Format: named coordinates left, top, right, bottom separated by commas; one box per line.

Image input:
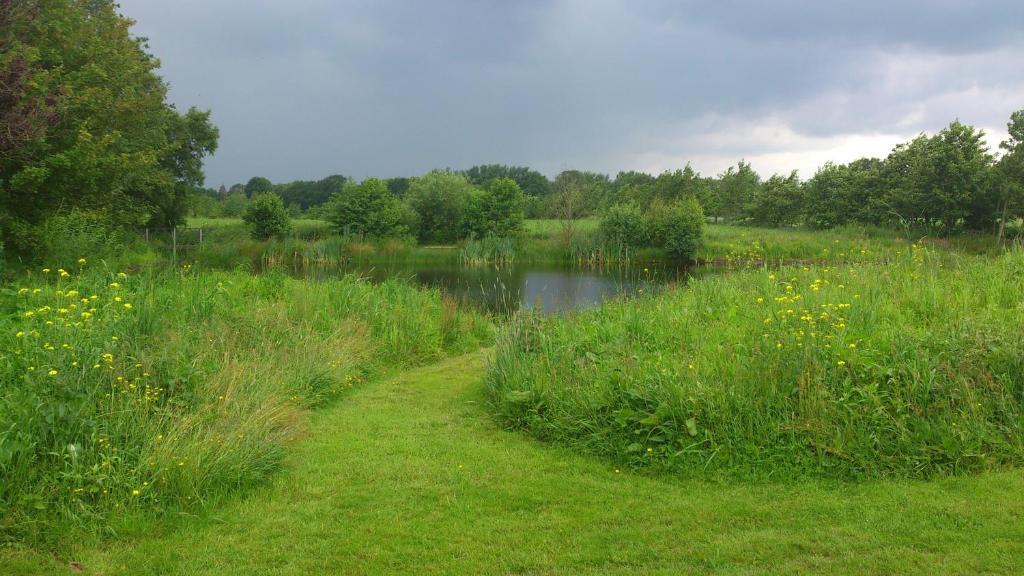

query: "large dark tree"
left=883, top=121, right=993, bottom=232
left=464, top=164, right=550, bottom=197
left=716, top=161, right=761, bottom=223
left=995, top=108, right=1024, bottom=242
left=0, top=0, right=218, bottom=255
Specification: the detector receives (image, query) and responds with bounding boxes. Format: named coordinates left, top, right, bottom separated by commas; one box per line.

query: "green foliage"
left=242, top=193, right=291, bottom=240
left=326, top=178, right=409, bottom=238
left=480, top=177, right=526, bottom=237
left=0, top=0, right=217, bottom=257
left=716, top=160, right=761, bottom=222
left=220, top=192, right=249, bottom=217
left=405, top=171, right=479, bottom=244
left=749, top=171, right=804, bottom=227
left=996, top=108, right=1024, bottom=237
left=464, top=164, right=550, bottom=197
left=545, top=170, right=611, bottom=217
left=598, top=198, right=703, bottom=260
left=598, top=203, right=649, bottom=249
left=36, top=210, right=126, bottom=267
left=487, top=247, right=1024, bottom=480
left=883, top=121, right=994, bottom=233
left=275, top=174, right=347, bottom=210
left=0, top=263, right=491, bottom=543
left=803, top=160, right=886, bottom=229
left=244, top=177, right=273, bottom=198
left=648, top=197, right=704, bottom=260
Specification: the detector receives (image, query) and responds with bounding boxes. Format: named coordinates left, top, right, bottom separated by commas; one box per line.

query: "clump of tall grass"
left=0, top=262, right=491, bottom=544
left=486, top=245, right=1024, bottom=480
left=460, top=235, right=516, bottom=266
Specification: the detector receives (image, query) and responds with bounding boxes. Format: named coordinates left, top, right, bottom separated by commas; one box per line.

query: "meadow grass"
left=173, top=218, right=1007, bottom=271
left=0, top=261, right=491, bottom=544
left=698, top=223, right=1004, bottom=264
left=3, top=353, right=1022, bottom=574
left=486, top=245, right=1024, bottom=480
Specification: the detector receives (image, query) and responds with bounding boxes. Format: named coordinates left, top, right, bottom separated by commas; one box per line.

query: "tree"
left=277, top=174, right=348, bottom=210
left=547, top=170, right=611, bottom=217
left=599, top=203, right=648, bottom=250
left=547, top=178, right=586, bottom=246
left=481, top=177, right=525, bottom=237
left=326, top=178, right=408, bottom=238
left=221, top=192, right=249, bottom=217
left=148, top=107, right=220, bottom=228
left=648, top=198, right=705, bottom=261
left=405, top=171, right=478, bottom=244
left=883, top=121, right=993, bottom=233
left=244, top=176, right=273, bottom=197
left=716, top=161, right=761, bottom=222
left=242, top=193, right=291, bottom=240
left=993, top=109, right=1024, bottom=243
left=0, top=0, right=219, bottom=257
left=464, top=165, right=550, bottom=197
left=749, top=171, right=803, bottom=227
left=385, top=177, right=411, bottom=198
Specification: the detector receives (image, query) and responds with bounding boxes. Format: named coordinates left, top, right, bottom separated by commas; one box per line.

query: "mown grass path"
left=6, top=351, right=1024, bottom=574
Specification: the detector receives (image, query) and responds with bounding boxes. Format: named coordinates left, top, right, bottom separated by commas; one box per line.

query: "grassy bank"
left=486, top=245, right=1024, bottom=480
left=4, top=353, right=1023, bottom=575
left=179, top=218, right=1009, bottom=272
left=0, top=262, right=491, bottom=544
left=699, top=223, right=1004, bottom=264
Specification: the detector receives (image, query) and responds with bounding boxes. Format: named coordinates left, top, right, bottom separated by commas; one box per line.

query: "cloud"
left=117, top=0, right=1024, bottom=185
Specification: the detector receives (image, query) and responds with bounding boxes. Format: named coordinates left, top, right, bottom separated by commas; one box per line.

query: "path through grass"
left=5, top=352, right=1023, bottom=574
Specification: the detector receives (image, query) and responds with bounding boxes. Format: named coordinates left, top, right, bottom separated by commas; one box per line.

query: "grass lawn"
left=4, top=351, right=1022, bottom=575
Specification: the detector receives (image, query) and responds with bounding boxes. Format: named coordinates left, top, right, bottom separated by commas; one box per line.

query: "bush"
left=482, top=178, right=525, bottom=238
left=242, top=193, right=292, bottom=240
left=599, top=203, right=648, bottom=250
left=326, top=178, right=408, bottom=239
left=641, top=198, right=705, bottom=260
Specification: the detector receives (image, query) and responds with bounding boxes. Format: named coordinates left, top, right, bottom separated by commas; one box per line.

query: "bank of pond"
left=1, top=235, right=1022, bottom=546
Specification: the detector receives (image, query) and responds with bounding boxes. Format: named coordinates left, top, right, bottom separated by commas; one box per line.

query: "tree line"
left=211, top=113, right=1024, bottom=243
left=3, top=2, right=1022, bottom=264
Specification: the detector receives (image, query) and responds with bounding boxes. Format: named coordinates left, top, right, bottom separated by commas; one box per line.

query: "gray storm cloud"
left=119, top=0, right=1024, bottom=185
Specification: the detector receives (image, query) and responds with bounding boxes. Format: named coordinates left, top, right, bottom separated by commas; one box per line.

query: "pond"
left=336, top=262, right=693, bottom=314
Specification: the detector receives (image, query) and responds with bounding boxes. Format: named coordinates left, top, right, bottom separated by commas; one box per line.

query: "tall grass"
left=486, top=245, right=1024, bottom=480
left=0, top=262, right=491, bottom=544
left=699, top=223, right=1004, bottom=265
left=460, top=236, right=516, bottom=266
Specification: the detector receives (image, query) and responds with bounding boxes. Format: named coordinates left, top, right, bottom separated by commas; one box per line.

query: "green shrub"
left=326, top=178, right=409, bottom=239
left=242, top=194, right=292, bottom=240
left=599, top=203, right=648, bottom=250
left=648, top=198, right=705, bottom=260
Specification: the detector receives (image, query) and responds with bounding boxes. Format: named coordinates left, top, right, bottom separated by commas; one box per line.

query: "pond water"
left=337, top=262, right=692, bottom=314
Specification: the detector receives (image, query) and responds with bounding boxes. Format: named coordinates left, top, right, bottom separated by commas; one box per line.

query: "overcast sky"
left=118, top=0, right=1024, bottom=187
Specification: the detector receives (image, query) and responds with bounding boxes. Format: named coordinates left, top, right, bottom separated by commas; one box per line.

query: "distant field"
left=524, top=218, right=600, bottom=236
left=187, top=217, right=329, bottom=230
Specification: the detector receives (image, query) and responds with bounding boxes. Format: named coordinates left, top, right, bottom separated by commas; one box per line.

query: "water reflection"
left=339, top=262, right=688, bottom=314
